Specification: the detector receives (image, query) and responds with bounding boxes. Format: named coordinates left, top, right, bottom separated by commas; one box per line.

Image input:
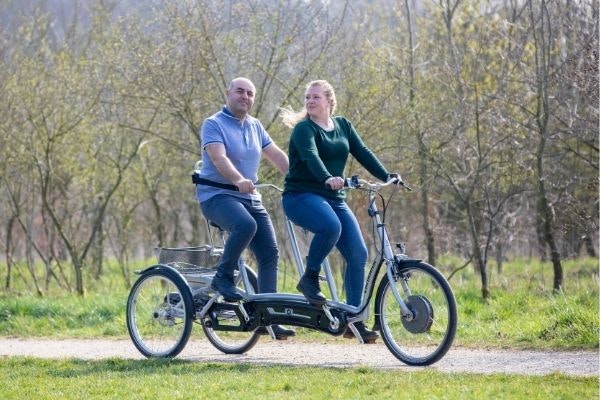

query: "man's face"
left=226, top=79, right=255, bottom=118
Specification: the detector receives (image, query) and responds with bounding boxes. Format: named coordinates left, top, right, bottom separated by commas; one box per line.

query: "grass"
left=1, top=256, right=597, bottom=349
left=0, top=257, right=597, bottom=399
left=0, top=357, right=596, bottom=400
left=444, top=256, right=599, bottom=349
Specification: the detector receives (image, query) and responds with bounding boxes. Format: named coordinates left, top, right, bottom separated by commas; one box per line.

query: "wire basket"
left=156, top=245, right=221, bottom=276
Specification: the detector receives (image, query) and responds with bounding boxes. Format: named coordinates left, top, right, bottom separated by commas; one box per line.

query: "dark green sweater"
left=284, top=116, right=389, bottom=200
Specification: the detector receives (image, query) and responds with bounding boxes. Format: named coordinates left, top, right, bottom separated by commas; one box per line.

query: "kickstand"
left=346, top=322, right=365, bottom=344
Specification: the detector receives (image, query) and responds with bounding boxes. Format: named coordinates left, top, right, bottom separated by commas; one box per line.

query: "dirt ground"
left=0, top=337, right=597, bottom=376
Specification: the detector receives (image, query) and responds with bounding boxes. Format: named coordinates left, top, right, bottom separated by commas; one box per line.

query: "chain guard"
left=252, top=299, right=347, bottom=335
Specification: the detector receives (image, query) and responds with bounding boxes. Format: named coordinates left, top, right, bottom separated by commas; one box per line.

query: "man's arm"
left=263, top=142, right=289, bottom=176
left=204, top=143, right=254, bottom=193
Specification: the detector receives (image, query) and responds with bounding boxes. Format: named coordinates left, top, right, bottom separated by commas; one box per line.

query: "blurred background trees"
left=0, top=0, right=597, bottom=297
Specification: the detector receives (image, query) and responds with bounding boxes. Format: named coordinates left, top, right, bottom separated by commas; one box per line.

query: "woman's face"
left=305, top=85, right=330, bottom=120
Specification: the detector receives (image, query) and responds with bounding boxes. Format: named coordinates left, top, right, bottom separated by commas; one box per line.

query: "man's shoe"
left=210, top=273, right=243, bottom=302
left=256, top=325, right=296, bottom=340
left=343, top=321, right=379, bottom=343
left=296, top=273, right=327, bottom=305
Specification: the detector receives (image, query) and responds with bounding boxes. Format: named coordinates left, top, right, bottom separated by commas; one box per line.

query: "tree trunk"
left=583, top=235, right=597, bottom=258
left=420, top=175, right=436, bottom=265
left=537, top=178, right=563, bottom=291
left=535, top=203, right=548, bottom=261
left=92, top=216, right=104, bottom=280
left=4, top=215, right=16, bottom=290
left=404, top=0, right=436, bottom=266
left=529, top=0, right=563, bottom=292
left=466, top=201, right=489, bottom=299
left=74, top=257, right=85, bottom=296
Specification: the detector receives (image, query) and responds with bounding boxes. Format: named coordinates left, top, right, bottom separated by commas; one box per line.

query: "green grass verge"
left=0, top=257, right=598, bottom=349
left=1, top=357, right=596, bottom=400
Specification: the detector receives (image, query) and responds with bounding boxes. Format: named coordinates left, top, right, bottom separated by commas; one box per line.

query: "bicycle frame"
left=196, top=177, right=415, bottom=329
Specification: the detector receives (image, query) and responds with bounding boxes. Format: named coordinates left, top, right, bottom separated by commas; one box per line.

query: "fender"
left=135, top=263, right=186, bottom=278
left=394, top=256, right=424, bottom=269
left=133, top=264, right=194, bottom=316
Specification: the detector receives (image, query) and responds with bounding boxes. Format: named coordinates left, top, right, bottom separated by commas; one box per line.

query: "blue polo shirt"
left=196, top=107, right=272, bottom=203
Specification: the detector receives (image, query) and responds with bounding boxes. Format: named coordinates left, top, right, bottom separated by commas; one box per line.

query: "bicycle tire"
left=201, top=264, right=260, bottom=354
left=375, top=261, right=457, bottom=366
left=126, top=266, right=194, bottom=358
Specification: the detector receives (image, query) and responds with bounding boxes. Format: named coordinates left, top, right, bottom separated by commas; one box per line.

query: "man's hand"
left=236, top=178, right=255, bottom=193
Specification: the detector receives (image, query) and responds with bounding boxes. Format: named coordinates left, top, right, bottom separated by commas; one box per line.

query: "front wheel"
left=375, top=261, right=457, bottom=366
left=126, top=266, right=194, bottom=358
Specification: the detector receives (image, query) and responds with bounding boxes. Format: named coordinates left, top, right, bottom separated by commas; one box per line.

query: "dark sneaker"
left=343, top=321, right=379, bottom=343
left=256, top=325, right=296, bottom=340
left=210, top=273, right=243, bottom=302
left=296, top=274, right=327, bottom=305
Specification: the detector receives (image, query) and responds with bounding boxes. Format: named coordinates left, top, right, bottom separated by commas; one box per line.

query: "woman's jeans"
left=282, top=192, right=368, bottom=307
left=200, top=195, right=279, bottom=293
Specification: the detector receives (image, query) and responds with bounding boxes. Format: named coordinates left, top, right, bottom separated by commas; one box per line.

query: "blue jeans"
left=282, top=192, right=368, bottom=307
left=200, top=195, right=279, bottom=293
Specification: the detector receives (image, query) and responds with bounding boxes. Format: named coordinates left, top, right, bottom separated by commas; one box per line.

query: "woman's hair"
left=280, top=80, right=337, bottom=128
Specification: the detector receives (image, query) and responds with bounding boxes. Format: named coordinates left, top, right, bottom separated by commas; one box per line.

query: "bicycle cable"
left=372, top=182, right=401, bottom=255
left=366, top=187, right=387, bottom=256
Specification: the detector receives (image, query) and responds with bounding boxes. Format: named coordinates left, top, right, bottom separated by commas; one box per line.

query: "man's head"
left=226, top=77, right=256, bottom=120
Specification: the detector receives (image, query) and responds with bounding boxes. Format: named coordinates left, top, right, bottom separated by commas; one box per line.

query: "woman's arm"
left=344, top=119, right=389, bottom=181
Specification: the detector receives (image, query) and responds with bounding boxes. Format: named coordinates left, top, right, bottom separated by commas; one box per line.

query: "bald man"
left=195, top=77, right=294, bottom=339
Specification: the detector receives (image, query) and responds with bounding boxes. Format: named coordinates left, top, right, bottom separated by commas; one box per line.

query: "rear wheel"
left=375, top=261, right=457, bottom=366
left=127, top=267, right=194, bottom=358
left=201, top=263, right=260, bottom=354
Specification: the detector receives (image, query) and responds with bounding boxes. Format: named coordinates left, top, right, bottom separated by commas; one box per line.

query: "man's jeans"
left=200, top=195, right=279, bottom=293
left=282, top=191, right=368, bottom=307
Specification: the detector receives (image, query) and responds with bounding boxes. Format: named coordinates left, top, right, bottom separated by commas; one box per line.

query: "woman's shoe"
left=343, top=321, right=379, bottom=343
left=296, top=272, right=327, bottom=305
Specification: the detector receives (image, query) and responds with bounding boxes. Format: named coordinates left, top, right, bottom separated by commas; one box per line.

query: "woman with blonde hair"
left=280, top=80, right=398, bottom=343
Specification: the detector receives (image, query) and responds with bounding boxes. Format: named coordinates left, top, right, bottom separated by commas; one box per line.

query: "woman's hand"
left=387, top=173, right=402, bottom=184
left=325, top=176, right=345, bottom=190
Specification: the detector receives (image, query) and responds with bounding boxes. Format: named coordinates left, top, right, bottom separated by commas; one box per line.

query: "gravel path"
left=1, top=337, right=597, bottom=376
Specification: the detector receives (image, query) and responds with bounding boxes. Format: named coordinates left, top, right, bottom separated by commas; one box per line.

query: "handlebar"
left=255, top=183, right=283, bottom=192
left=194, top=158, right=410, bottom=193
left=193, top=160, right=283, bottom=192
left=342, top=175, right=412, bottom=192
